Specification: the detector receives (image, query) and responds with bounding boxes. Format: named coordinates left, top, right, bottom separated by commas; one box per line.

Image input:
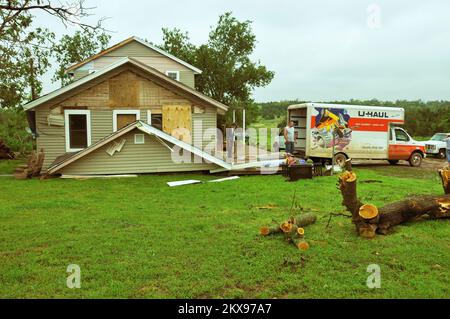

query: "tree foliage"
left=0, top=0, right=107, bottom=108
left=52, top=30, right=110, bottom=85
left=159, top=12, right=274, bottom=125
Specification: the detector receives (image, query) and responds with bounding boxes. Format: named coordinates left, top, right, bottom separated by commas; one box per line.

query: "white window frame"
left=64, top=109, right=91, bottom=152
left=113, top=109, right=140, bottom=132
left=165, top=70, right=180, bottom=81
left=134, top=134, right=145, bottom=144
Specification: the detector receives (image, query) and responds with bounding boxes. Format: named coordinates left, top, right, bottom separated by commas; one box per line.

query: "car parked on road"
left=424, top=133, right=450, bottom=159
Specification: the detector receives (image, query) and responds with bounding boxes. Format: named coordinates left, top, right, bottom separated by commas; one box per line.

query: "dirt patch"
left=353, top=157, right=447, bottom=179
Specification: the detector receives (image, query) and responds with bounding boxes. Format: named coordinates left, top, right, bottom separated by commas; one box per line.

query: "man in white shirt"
left=284, top=121, right=295, bottom=155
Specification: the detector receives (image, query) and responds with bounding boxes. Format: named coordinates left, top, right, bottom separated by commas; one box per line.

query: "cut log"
left=339, top=166, right=450, bottom=237
left=359, top=204, right=379, bottom=224
left=280, top=221, right=292, bottom=233
left=288, top=212, right=317, bottom=228
left=439, top=167, right=450, bottom=194
left=293, top=238, right=310, bottom=250
left=259, top=226, right=281, bottom=236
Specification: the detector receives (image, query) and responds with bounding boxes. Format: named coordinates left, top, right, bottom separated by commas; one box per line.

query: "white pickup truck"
left=424, top=133, right=450, bottom=159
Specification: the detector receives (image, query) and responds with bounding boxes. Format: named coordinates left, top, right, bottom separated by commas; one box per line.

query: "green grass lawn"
left=0, top=167, right=449, bottom=298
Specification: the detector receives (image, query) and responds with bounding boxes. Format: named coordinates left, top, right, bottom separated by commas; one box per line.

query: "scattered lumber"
left=260, top=212, right=317, bottom=250
left=338, top=160, right=450, bottom=238
left=13, top=149, right=45, bottom=180
left=0, top=139, right=14, bottom=159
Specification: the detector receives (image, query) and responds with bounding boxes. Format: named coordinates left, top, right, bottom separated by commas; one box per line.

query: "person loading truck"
left=284, top=120, right=295, bottom=155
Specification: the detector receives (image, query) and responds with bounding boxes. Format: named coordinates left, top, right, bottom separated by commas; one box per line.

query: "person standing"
left=284, top=120, right=295, bottom=155
left=226, top=123, right=237, bottom=163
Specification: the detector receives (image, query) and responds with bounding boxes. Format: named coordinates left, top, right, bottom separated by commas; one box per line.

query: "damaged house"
left=23, top=37, right=236, bottom=176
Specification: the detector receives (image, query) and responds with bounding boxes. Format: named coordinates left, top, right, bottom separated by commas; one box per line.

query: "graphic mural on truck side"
left=311, top=107, right=352, bottom=151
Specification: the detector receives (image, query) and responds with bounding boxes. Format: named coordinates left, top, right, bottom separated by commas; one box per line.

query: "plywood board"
left=109, top=71, right=139, bottom=107
left=162, top=104, right=192, bottom=144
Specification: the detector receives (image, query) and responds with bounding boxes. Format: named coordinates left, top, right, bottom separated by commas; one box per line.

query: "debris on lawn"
left=0, top=139, right=14, bottom=159
left=167, top=179, right=202, bottom=187
left=208, top=176, right=240, bottom=183
left=338, top=160, right=450, bottom=238
left=14, top=148, right=44, bottom=180
left=167, top=176, right=240, bottom=187
left=260, top=212, right=317, bottom=250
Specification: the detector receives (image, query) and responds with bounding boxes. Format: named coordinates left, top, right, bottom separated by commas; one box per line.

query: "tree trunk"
left=439, top=167, right=450, bottom=195
left=338, top=167, right=450, bottom=238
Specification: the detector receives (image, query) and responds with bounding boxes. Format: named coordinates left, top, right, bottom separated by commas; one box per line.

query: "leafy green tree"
left=52, top=30, right=110, bottom=85
left=159, top=12, right=274, bottom=125
left=0, top=0, right=106, bottom=108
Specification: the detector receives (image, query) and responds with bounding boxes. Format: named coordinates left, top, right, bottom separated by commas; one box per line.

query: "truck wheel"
left=438, top=149, right=446, bottom=159
left=333, top=153, right=347, bottom=167
left=409, top=152, right=423, bottom=167
left=388, top=160, right=399, bottom=165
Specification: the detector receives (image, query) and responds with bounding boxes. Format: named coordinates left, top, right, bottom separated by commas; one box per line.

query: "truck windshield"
left=431, top=134, right=446, bottom=141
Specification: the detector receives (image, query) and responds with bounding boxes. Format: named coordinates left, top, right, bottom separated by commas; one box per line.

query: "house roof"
left=46, top=121, right=231, bottom=174
left=65, top=36, right=202, bottom=74
left=23, top=57, right=228, bottom=111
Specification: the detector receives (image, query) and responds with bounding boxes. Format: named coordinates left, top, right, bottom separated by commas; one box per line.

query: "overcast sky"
left=35, top=0, right=450, bottom=102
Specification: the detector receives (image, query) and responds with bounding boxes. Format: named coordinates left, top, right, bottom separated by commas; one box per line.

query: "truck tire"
left=438, top=149, right=446, bottom=159
left=333, top=153, right=347, bottom=167
left=388, top=160, right=399, bottom=165
left=409, top=152, right=423, bottom=167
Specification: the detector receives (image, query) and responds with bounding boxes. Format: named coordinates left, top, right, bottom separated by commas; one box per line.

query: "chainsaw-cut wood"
left=439, top=167, right=450, bottom=194
left=338, top=166, right=450, bottom=237
left=280, top=221, right=292, bottom=233
left=359, top=204, right=379, bottom=224
left=377, top=194, right=450, bottom=233
left=288, top=212, right=317, bottom=228
left=259, top=226, right=281, bottom=236
left=293, top=239, right=310, bottom=250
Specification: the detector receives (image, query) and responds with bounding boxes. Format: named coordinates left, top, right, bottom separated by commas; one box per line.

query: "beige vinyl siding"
left=192, top=106, right=217, bottom=150
left=104, top=41, right=160, bottom=57
left=59, top=129, right=217, bottom=175
left=36, top=106, right=66, bottom=170
left=179, top=71, right=195, bottom=88
left=93, top=56, right=196, bottom=88
left=91, top=110, right=113, bottom=143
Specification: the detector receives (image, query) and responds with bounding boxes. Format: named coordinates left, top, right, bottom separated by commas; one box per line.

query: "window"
left=64, top=110, right=91, bottom=152
left=395, top=129, right=410, bottom=142
left=166, top=70, right=180, bottom=81
left=134, top=134, right=145, bottom=144
left=113, top=110, right=140, bottom=132
left=151, top=114, right=163, bottom=130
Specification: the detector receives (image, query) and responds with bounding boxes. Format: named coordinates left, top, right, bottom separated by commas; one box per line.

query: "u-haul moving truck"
left=287, top=103, right=425, bottom=167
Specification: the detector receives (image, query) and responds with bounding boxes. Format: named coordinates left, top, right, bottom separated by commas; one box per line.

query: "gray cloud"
left=34, top=0, right=450, bottom=102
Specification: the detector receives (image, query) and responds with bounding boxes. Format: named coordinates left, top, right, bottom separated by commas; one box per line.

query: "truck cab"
left=424, top=133, right=450, bottom=159
left=388, top=126, right=425, bottom=167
